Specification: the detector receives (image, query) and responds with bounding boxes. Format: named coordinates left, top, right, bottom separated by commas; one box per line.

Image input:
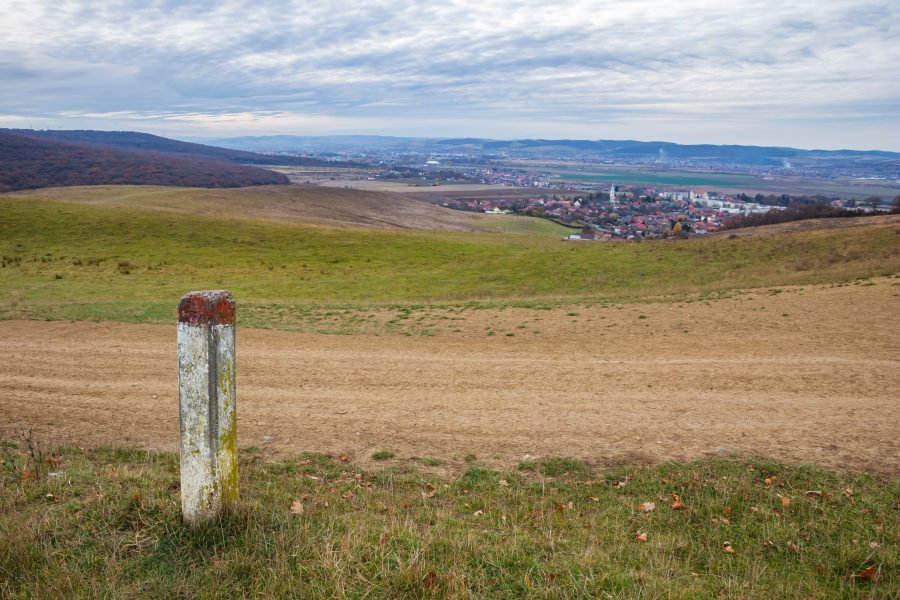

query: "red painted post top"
left=178, top=290, right=235, bottom=325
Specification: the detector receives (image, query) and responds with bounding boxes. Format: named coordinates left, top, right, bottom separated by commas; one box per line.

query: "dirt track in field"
left=1, top=280, right=898, bottom=474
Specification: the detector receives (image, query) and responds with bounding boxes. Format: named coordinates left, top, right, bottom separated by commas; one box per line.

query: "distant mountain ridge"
left=0, top=130, right=289, bottom=192
left=2, top=129, right=350, bottom=167
left=207, top=135, right=900, bottom=167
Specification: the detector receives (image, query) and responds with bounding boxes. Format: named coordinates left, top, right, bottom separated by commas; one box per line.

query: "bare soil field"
left=1, top=279, right=898, bottom=474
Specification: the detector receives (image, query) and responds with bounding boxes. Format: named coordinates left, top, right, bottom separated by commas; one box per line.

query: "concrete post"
left=177, top=290, right=237, bottom=525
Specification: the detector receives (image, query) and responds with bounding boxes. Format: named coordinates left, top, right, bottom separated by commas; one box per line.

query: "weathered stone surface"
left=177, top=291, right=237, bottom=525
left=177, top=290, right=235, bottom=326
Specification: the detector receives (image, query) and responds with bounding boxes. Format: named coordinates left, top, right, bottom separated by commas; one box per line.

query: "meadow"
left=1, top=444, right=895, bottom=598
left=1, top=189, right=897, bottom=329
left=555, top=169, right=758, bottom=189
left=1, top=186, right=898, bottom=598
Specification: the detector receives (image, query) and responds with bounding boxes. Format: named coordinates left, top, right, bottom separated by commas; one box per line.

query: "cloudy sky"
left=1, top=0, right=897, bottom=150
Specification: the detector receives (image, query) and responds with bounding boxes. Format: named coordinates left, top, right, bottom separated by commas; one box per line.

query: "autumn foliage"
left=0, top=131, right=290, bottom=192
left=2, top=128, right=355, bottom=168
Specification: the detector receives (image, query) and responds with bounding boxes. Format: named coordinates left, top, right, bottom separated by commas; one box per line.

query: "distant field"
left=556, top=169, right=759, bottom=189
left=505, top=162, right=900, bottom=199
left=1, top=186, right=898, bottom=325
left=295, top=164, right=900, bottom=200
left=317, top=180, right=506, bottom=193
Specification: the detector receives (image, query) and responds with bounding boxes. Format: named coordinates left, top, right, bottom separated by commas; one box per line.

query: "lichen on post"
left=177, top=290, right=237, bottom=525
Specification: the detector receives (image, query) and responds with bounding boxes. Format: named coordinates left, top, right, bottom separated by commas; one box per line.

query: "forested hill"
left=0, top=129, right=349, bottom=168
left=0, top=131, right=289, bottom=192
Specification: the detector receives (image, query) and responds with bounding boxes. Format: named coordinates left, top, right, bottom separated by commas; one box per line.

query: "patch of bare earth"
left=1, top=279, right=898, bottom=474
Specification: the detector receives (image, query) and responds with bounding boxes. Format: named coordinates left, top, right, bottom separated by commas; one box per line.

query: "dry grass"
left=1, top=442, right=896, bottom=598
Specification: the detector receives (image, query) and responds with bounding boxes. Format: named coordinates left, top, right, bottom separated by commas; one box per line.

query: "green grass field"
left=2, top=187, right=899, bottom=598
left=556, top=169, right=759, bottom=189
left=1, top=442, right=895, bottom=598
left=1, top=193, right=897, bottom=328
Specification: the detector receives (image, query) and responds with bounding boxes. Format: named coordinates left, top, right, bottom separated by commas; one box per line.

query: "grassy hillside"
left=5, top=185, right=569, bottom=235
left=0, top=190, right=897, bottom=325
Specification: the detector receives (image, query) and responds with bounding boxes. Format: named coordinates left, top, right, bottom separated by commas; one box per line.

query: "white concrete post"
left=177, top=290, right=238, bottom=525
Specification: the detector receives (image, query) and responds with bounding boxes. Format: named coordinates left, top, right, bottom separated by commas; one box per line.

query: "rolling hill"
left=208, top=134, right=900, bottom=168
left=1, top=185, right=897, bottom=324
left=0, top=131, right=289, bottom=192
left=0, top=128, right=356, bottom=168
left=3, top=184, right=568, bottom=234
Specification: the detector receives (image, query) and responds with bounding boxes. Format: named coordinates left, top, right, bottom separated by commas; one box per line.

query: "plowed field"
left=2, top=279, right=898, bottom=474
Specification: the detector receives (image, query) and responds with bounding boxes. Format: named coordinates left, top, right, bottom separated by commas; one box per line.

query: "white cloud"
left=0, top=0, right=897, bottom=149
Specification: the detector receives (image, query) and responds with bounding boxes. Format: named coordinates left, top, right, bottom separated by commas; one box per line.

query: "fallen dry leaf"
left=851, top=566, right=877, bottom=581
left=473, top=509, right=484, bottom=516
left=787, top=541, right=801, bottom=553
left=422, top=571, right=437, bottom=588
left=720, top=517, right=731, bottom=525
left=764, top=476, right=778, bottom=487
left=750, top=506, right=760, bottom=513
left=297, top=459, right=312, bottom=466
left=339, top=455, right=349, bottom=462
left=670, top=493, right=685, bottom=510
left=779, top=495, right=792, bottom=508
left=341, top=490, right=354, bottom=500
left=869, top=541, right=880, bottom=550
left=723, top=506, right=732, bottom=517
left=805, top=490, right=823, bottom=498
left=498, top=479, right=509, bottom=487
left=290, top=500, right=304, bottom=515
left=567, top=501, right=574, bottom=511
left=635, top=531, right=648, bottom=542
left=637, top=501, right=656, bottom=513
left=590, top=496, right=600, bottom=503
left=722, top=542, right=735, bottom=555
left=305, top=474, right=319, bottom=481
left=422, top=490, right=436, bottom=499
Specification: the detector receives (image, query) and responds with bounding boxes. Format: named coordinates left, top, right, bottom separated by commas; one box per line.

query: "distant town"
left=239, top=135, right=899, bottom=240
left=290, top=157, right=896, bottom=240
left=440, top=183, right=784, bottom=240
